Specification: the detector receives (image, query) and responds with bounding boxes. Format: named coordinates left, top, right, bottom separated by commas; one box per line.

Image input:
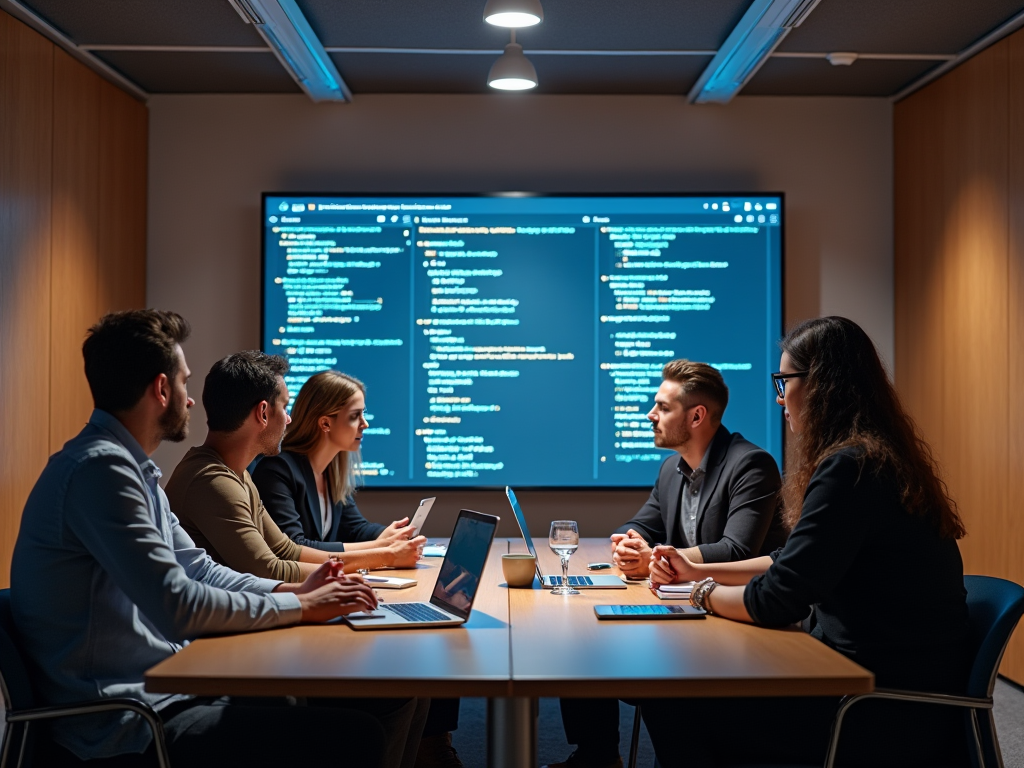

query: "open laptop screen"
left=430, top=510, right=498, bottom=621
left=506, top=487, right=545, bottom=582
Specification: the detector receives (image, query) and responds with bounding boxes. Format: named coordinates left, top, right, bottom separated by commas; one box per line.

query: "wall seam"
left=1006, top=46, right=1012, bottom=580
left=47, top=42, right=54, bottom=455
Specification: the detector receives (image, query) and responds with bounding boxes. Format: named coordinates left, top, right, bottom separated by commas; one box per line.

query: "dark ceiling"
left=16, top=0, right=1024, bottom=97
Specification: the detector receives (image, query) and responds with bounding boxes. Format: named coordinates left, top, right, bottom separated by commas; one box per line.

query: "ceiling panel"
left=20, top=0, right=265, bottom=46
left=92, top=51, right=301, bottom=94
left=14, top=0, right=1024, bottom=97
left=302, top=0, right=751, bottom=51
left=743, top=57, right=942, bottom=97
left=779, top=0, right=1024, bottom=54
left=331, top=52, right=712, bottom=95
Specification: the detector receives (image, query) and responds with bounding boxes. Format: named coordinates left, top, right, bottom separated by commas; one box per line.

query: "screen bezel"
left=260, top=191, right=786, bottom=491
left=505, top=486, right=546, bottom=583
left=428, top=508, right=499, bottom=621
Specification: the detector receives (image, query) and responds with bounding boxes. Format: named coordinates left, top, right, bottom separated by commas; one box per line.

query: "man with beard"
left=546, top=359, right=786, bottom=768
left=10, top=310, right=422, bottom=768
left=167, top=352, right=425, bottom=580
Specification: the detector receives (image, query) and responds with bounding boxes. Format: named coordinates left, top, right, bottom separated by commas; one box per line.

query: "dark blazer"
left=614, top=425, right=786, bottom=562
left=251, top=451, right=386, bottom=552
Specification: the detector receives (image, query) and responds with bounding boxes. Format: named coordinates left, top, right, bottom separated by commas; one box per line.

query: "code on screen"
left=262, top=195, right=783, bottom=488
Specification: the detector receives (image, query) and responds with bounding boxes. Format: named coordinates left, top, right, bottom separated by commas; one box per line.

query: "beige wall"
left=147, top=93, right=893, bottom=537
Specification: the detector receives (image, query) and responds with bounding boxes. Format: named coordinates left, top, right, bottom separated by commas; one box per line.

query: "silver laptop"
left=344, top=509, right=499, bottom=629
left=505, top=487, right=626, bottom=589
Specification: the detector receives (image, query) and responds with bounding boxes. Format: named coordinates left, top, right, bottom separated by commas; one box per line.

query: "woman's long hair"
left=780, top=317, right=964, bottom=539
left=282, top=370, right=365, bottom=503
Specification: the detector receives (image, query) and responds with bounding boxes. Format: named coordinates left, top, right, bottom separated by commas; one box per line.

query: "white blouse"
left=318, top=484, right=332, bottom=536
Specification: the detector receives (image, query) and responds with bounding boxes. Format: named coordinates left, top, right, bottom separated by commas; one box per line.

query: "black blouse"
left=251, top=451, right=386, bottom=552
left=744, top=447, right=969, bottom=693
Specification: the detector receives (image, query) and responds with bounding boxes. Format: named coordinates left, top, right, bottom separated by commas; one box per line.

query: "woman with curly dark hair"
left=640, top=316, right=970, bottom=767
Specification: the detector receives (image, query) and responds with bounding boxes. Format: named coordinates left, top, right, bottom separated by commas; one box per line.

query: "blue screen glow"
left=262, top=194, right=783, bottom=488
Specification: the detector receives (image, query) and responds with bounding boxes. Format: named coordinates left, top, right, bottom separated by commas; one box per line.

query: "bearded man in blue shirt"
left=11, top=309, right=425, bottom=768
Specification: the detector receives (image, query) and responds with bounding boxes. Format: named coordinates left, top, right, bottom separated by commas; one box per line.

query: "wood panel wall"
left=895, top=28, right=1024, bottom=682
left=0, top=10, right=147, bottom=587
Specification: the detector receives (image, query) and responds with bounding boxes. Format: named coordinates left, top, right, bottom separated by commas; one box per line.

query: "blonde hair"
left=283, top=370, right=365, bottom=503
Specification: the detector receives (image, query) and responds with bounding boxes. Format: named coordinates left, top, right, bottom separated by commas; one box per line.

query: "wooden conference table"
left=146, top=539, right=873, bottom=767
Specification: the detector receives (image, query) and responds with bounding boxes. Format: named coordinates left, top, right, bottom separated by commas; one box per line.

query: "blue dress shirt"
left=10, top=410, right=302, bottom=759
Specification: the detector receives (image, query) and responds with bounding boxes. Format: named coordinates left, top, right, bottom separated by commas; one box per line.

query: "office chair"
left=627, top=575, right=1024, bottom=768
left=627, top=704, right=642, bottom=768
left=0, top=589, right=171, bottom=768
left=823, top=574, right=1024, bottom=768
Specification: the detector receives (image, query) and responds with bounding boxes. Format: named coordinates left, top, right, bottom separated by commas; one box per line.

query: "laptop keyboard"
left=385, top=602, right=453, bottom=622
left=549, top=575, right=595, bottom=587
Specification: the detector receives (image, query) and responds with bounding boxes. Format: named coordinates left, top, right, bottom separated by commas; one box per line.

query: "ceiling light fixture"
left=688, top=0, right=822, bottom=104
left=826, top=52, right=858, bottom=66
left=488, top=31, right=538, bottom=90
left=227, top=0, right=351, bottom=102
left=483, top=0, right=543, bottom=28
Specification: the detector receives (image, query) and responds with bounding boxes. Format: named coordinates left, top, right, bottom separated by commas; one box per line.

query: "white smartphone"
left=407, top=497, right=436, bottom=536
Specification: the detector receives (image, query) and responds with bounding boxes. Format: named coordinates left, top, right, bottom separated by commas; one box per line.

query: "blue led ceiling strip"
left=230, top=0, right=351, bottom=102
left=688, top=0, right=822, bottom=105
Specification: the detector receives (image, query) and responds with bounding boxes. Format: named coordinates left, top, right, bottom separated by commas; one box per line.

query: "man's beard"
left=158, top=391, right=190, bottom=443
left=654, top=421, right=690, bottom=451
left=257, top=422, right=287, bottom=456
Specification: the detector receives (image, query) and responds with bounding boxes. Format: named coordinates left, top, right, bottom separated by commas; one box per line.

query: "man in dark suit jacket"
left=546, top=360, right=785, bottom=768
left=609, top=427, right=787, bottom=576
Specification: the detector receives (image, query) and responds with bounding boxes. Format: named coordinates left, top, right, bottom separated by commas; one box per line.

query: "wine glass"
left=548, top=520, right=580, bottom=595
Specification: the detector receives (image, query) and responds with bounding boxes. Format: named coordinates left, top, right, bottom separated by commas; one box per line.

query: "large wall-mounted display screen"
left=262, top=194, right=783, bottom=488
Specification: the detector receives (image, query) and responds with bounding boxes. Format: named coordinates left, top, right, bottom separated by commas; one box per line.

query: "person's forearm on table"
left=289, top=549, right=388, bottom=573
left=329, top=547, right=402, bottom=572
left=341, top=539, right=385, bottom=552
left=298, top=545, right=333, bottom=564
left=678, top=546, right=704, bottom=564
left=688, top=556, right=773, bottom=585
left=703, top=585, right=754, bottom=622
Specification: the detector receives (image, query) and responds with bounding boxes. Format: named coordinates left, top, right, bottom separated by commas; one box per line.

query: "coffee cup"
left=501, top=554, right=537, bottom=588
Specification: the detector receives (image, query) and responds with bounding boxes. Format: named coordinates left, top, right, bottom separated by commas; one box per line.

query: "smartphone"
left=594, top=604, right=706, bottom=620
left=587, top=562, right=613, bottom=570
left=407, top=497, right=436, bottom=535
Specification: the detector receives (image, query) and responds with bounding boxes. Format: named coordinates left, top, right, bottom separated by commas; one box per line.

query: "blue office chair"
left=823, top=575, right=1024, bottom=768
left=627, top=575, right=1024, bottom=768
left=0, top=589, right=171, bottom=768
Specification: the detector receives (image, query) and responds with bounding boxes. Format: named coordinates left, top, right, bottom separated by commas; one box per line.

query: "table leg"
left=487, top=696, right=537, bottom=768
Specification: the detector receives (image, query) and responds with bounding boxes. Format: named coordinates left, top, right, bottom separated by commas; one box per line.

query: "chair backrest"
left=0, top=589, right=37, bottom=711
left=964, top=575, right=1024, bottom=698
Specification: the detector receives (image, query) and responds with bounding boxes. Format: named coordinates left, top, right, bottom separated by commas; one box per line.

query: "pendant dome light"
left=487, top=32, right=538, bottom=90
left=483, top=0, right=543, bottom=28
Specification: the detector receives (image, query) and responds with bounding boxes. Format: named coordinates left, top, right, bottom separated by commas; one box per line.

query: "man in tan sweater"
left=167, top=351, right=424, bottom=581
left=168, top=444, right=307, bottom=581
